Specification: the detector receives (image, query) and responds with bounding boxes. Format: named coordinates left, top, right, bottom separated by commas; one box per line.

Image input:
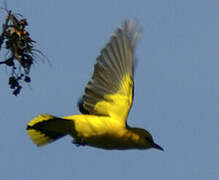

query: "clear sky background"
left=0, top=0, right=218, bottom=179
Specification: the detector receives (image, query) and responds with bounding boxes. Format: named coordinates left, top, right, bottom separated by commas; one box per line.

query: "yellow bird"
left=26, top=19, right=163, bottom=151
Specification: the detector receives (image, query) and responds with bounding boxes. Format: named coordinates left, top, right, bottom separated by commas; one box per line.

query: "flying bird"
left=26, top=19, right=163, bottom=151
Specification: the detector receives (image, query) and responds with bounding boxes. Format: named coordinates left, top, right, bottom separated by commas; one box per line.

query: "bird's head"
left=129, top=127, right=164, bottom=151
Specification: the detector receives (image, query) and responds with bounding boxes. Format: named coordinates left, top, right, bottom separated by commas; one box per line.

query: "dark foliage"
left=0, top=9, right=45, bottom=96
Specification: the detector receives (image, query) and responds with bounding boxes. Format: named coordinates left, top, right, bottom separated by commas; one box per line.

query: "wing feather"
left=78, top=19, right=142, bottom=123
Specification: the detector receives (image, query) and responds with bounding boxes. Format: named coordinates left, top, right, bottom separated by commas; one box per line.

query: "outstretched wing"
left=78, top=19, right=142, bottom=123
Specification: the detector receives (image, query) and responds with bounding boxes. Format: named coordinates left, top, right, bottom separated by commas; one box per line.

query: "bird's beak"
left=152, top=142, right=164, bottom=151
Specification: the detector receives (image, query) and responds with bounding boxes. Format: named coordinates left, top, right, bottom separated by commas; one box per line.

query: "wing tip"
left=121, top=19, right=143, bottom=50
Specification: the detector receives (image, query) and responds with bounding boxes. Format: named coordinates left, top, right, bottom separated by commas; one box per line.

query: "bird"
left=26, top=19, right=164, bottom=151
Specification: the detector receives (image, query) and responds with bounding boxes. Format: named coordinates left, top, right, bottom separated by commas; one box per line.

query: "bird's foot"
left=72, top=139, right=87, bottom=147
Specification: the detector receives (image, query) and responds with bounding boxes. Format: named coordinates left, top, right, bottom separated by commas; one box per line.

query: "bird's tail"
left=26, top=114, right=75, bottom=147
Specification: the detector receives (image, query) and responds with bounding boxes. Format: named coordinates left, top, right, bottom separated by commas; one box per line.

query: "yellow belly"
left=63, top=114, right=140, bottom=149
left=83, top=133, right=140, bottom=150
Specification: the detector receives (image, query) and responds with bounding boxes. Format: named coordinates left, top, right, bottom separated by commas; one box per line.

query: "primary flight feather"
left=26, top=19, right=163, bottom=151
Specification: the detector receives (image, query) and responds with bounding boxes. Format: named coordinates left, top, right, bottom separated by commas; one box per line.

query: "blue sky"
left=0, top=0, right=218, bottom=179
